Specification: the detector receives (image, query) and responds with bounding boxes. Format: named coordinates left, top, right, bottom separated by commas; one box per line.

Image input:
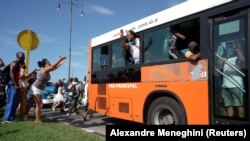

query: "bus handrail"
left=216, top=54, right=245, bottom=77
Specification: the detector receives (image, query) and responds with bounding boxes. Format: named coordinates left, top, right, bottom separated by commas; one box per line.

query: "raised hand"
left=120, top=29, right=124, bottom=38
left=34, top=68, right=40, bottom=72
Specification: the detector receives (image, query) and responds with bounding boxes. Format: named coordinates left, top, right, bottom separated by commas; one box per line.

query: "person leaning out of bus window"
left=168, top=25, right=186, bottom=59
left=180, top=41, right=200, bottom=61
left=120, top=29, right=140, bottom=64
left=218, top=41, right=245, bottom=118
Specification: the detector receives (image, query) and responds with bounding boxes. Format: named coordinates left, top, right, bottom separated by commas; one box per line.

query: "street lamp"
left=57, top=0, right=84, bottom=79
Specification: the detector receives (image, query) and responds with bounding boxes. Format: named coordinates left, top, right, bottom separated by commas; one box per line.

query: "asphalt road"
left=41, top=107, right=141, bottom=136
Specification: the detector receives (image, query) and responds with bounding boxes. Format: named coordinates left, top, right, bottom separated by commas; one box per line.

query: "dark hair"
left=73, top=77, right=78, bottom=82
left=22, top=65, right=26, bottom=69
left=128, top=30, right=137, bottom=38
left=16, top=52, right=25, bottom=60
left=170, top=24, right=181, bottom=34
left=37, top=58, right=48, bottom=68
left=189, top=41, right=200, bottom=54
left=59, top=82, right=63, bottom=87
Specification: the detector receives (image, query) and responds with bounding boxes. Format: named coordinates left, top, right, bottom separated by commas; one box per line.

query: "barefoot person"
left=31, top=57, right=66, bottom=122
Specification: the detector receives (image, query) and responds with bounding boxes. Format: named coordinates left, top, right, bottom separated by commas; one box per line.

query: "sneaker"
left=2, top=120, right=12, bottom=123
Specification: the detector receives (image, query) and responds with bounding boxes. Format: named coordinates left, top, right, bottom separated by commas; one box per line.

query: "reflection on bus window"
left=213, top=18, right=246, bottom=119
left=111, top=42, right=125, bottom=68
left=143, top=27, right=170, bottom=64
left=92, top=45, right=109, bottom=71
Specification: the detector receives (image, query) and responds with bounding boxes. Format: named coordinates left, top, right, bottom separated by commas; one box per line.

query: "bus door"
left=211, top=10, right=249, bottom=124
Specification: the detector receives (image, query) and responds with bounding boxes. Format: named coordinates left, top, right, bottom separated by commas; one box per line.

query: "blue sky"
left=0, top=0, right=185, bottom=82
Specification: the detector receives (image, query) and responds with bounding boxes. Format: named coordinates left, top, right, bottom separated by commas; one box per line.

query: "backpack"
left=69, top=84, right=78, bottom=97
left=0, top=64, right=10, bottom=85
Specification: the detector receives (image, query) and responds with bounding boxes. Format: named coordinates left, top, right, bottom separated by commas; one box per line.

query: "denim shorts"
left=222, top=88, right=244, bottom=107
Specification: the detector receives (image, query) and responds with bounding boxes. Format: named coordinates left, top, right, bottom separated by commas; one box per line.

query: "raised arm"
left=235, top=48, right=244, bottom=63
left=20, top=68, right=38, bottom=80
left=235, top=47, right=245, bottom=68
left=120, top=29, right=130, bottom=50
left=175, top=32, right=186, bottom=40
left=43, top=57, right=66, bottom=73
left=187, top=52, right=200, bottom=61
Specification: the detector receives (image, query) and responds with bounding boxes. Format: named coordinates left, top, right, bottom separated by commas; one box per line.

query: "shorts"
left=31, top=85, right=42, bottom=95
left=222, top=88, right=244, bottom=107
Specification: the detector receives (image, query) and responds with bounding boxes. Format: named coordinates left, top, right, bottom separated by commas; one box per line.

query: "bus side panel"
left=89, top=84, right=110, bottom=115
left=142, top=60, right=208, bottom=82
left=165, top=81, right=209, bottom=124
left=106, top=81, right=208, bottom=124
left=88, top=39, right=96, bottom=111
left=140, top=59, right=209, bottom=124
left=89, top=59, right=209, bottom=124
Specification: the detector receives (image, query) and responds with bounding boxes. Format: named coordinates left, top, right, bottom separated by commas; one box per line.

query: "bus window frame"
left=92, top=43, right=111, bottom=72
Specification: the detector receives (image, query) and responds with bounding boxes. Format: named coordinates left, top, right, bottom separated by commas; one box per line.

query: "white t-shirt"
left=129, top=38, right=140, bottom=64
left=222, top=57, right=243, bottom=88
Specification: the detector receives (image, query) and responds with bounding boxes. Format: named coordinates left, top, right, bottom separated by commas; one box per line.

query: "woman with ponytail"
left=30, top=56, right=66, bottom=122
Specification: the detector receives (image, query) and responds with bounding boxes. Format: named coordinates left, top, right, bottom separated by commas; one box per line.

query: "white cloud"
left=71, top=62, right=84, bottom=68
left=8, top=31, right=18, bottom=35
left=39, top=33, right=59, bottom=44
left=0, top=35, right=16, bottom=46
left=71, top=46, right=88, bottom=56
left=0, top=31, right=59, bottom=46
left=71, top=51, right=83, bottom=56
left=89, top=5, right=115, bottom=16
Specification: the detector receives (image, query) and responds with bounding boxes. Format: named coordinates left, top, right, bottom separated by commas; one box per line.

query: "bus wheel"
left=147, top=97, right=186, bottom=125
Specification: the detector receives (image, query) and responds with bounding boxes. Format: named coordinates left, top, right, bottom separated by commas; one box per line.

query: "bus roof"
left=91, top=0, right=233, bottom=47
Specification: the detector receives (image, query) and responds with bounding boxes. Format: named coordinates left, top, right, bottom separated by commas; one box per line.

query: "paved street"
left=41, top=108, right=141, bottom=136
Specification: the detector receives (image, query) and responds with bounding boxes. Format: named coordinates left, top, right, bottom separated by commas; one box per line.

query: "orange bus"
left=87, top=0, right=250, bottom=125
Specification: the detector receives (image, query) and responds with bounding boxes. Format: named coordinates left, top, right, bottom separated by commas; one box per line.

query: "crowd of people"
left=0, top=52, right=89, bottom=123
left=0, top=51, right=92, bottom=124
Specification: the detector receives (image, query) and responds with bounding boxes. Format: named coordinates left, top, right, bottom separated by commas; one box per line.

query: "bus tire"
left=147, top=97, right=186, bottom=125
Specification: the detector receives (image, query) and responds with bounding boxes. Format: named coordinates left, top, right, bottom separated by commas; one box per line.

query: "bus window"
left=92, top=45, right=109, bottom=71
left=169, top=19, right=200, bottom=60
left=111, top=41, right=126, bottom=68
left=143, top=27, right=170, bottom=64
left=213, top=16, right=247, bottom=119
